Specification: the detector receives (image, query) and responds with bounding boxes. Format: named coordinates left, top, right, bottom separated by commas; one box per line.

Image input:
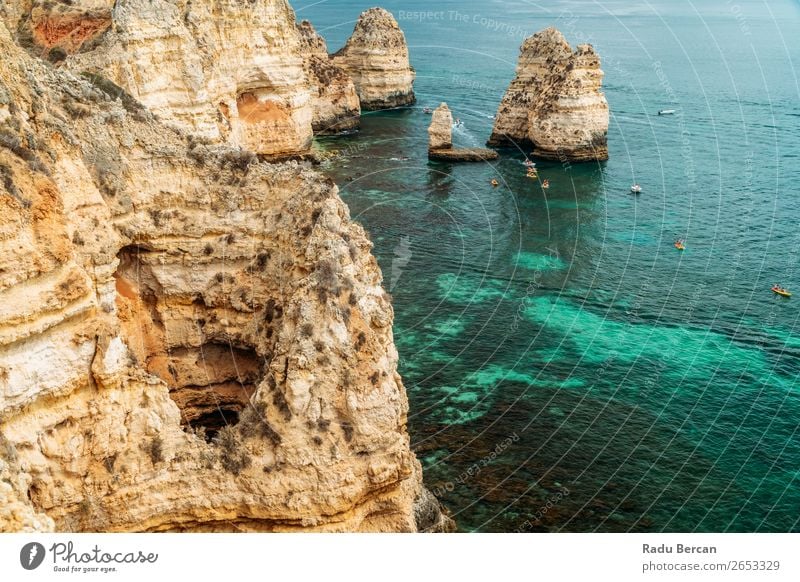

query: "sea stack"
left=296, top=20, right=361, bottom=135
left=428, top=102, right=453, bottom=150
left=488, top=27, right=609, bottom=162
left=428, top=103, right=499, bottom=162
left=332, top=8, right=416, bottom=110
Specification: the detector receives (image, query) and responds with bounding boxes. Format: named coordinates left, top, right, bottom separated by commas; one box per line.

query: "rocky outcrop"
left=488, top=27, right=609, bottom=162
left=429, top=148, right=499, bottom=163
left=63, top=0, right=314, bottom=159
left=428, top=103, right=453, bottom=150
left=428, top=103, right=498, bottom=163
left=414, top=486, right=456, bottom=533
left=1, top=434, right=54, bottom=531
left=296, top=20, right=361, bottom=135
left=0, top=10, right=445, bottom=532
left=10, top=0, right=113, bottom=61
left=332, top=8, right=415, bottom=111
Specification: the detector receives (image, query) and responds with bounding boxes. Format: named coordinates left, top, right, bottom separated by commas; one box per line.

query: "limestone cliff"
left=0, top=10, right=449, bottom=532
left=296, top=20, right=361, bottom=135
left=332, top=8, right=416, bottom=111
left=56, top=0, right=314, bottom=159
left=488, top=27, right=609, bottom=162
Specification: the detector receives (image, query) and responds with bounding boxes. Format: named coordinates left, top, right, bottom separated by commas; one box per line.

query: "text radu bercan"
left=643, top=543, right=717, bottom=554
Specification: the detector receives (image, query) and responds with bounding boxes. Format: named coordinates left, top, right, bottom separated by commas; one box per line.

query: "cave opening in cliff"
left=114, top=245, right=261, bottom=441
left=165, top=342, right=260, bottom=441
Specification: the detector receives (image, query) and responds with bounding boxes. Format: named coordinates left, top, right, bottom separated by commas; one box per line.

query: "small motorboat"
left=523, top=159, right=536, bottom=168
left=772, top=286, right=792, bottom=298
left=631, top=184, right=642, bottom=194
left=658, top=109, right=676, bottom=116
left=491, top=179, right=499, bottom=187
left=526, top=170, right=538, bottom=179
left=423, top=107, right=432, bottom=114
left=542, top=179, right=550, bottom=189
left=674, top=240, right=685, bottom=251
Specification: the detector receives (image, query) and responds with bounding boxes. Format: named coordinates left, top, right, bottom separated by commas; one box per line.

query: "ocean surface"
left=292, top=0, right=800, bottom=532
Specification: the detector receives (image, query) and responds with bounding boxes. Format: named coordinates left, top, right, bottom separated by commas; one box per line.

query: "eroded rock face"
left=0, top=16, right=443, bottom=532
left=296, top=20, right=361, bottom=135
left=2, top=1, right=113, bottom=64
left=26, top=0, right=113, bottom=59
left=428, top=103, right=499, bottom=163
left=428, top=103, right=453, bottom=150
left=488, top=27, right=609, bottom=162
left=63, top=0, right=314, bottom=158
left=332, top=8, right=415, bottom=111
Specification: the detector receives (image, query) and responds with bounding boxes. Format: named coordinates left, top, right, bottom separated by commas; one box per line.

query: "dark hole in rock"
left=114, top=245, right=265, bottom=439
left=190, top=408, right=241, bottom=442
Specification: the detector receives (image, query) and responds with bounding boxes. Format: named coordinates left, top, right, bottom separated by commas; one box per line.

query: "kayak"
left=772, top=287, right=792, bottom=298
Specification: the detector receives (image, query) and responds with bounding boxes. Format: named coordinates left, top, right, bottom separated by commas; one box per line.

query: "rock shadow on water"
left=413, top=381, right=749, bottom=532
left=426, top=167, right=456, bottom=197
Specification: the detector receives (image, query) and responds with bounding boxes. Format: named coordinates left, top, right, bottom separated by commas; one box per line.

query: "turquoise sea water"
left=293, top=0, right=800, bottom=531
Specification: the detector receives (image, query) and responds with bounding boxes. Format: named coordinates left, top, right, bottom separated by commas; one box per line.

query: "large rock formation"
left=488, top=27, right=609, bottom=162
left=296, top=20, right=361, bottom=135
left=428, top=103, right=499, bottom=163
left=0, top=7, right=450, bottom=532
left=428, top=103, right=453, bottom=150
left=57, top=0, right=315, bottom=159
left=332, top=8, right=416, bottom=111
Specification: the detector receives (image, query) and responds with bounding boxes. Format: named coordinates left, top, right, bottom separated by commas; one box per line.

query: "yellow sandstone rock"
left=332, top=8, right=416, bottom=111
left=297, top=20, right=361, bottom=135
left=0, top=3, right=451, bottom=532
left=489, top=27, right=609, bottom=162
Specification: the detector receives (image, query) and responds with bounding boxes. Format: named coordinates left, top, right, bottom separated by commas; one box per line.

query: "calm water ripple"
left=295, top=0, right=800, bottom=532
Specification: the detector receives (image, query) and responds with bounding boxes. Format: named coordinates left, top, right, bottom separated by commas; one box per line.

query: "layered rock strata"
left=61, top=0, right=314, bottom=158
left=428, top=103, right=498, bottom=163
left=296, top=20, right=361, bottom=135
left=0, top=11, right=449, bottom=532
left=332, top=8, right=416, bottom=110
left=488, top=27, right=609, bottom=162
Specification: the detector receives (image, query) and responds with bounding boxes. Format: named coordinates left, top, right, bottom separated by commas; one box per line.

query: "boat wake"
left=452, top=123, right=479, bottom=147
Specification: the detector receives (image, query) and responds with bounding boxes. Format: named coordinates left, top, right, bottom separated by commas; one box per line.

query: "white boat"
left=631, top=184, right=642, bottom=194
left=658, top=109, right=676, bottom=116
